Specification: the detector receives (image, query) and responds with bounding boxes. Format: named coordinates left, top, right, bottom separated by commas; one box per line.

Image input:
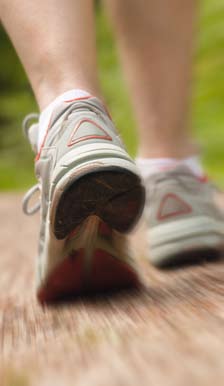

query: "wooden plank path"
left=1, top=193, right=224, bottom=386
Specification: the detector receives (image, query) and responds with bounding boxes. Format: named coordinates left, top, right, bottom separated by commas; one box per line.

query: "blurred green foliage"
left=0, top=0, right=224, bottom=190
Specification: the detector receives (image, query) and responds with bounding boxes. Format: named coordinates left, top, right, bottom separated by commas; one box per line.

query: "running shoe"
left=23, top=96, right=145, bottom=303
left=142, top=165, right=224, bottom=266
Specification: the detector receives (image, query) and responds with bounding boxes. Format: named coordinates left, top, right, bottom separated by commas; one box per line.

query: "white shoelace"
left=22, top=183, right=41, bottom=215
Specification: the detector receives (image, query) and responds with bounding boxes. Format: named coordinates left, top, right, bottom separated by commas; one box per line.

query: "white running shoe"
left=142, top=165, right=224, bottom=267
left=23, top=96, right=145, bottom=303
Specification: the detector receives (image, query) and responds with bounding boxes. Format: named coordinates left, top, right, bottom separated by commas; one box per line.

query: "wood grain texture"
left=1, top=194, right=224, bottom=386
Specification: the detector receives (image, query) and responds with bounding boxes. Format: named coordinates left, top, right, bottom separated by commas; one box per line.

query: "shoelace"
left=22, top=183, right=41, bottom=215
left=22, top=113, right=41, bottom=216
left=23, top=112, right=39, bottom=139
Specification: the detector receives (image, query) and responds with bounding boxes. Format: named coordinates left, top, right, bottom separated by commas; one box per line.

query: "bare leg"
left=0, top=0, right=99, bottom=110
left=103, top=0, right=197, bottom=158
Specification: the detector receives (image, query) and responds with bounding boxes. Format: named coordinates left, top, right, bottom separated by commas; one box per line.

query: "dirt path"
left=1, top=193, right=224, bottom=386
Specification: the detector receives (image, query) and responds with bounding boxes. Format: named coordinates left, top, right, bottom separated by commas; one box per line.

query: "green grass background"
left=0, top=0, right=224, bottom=190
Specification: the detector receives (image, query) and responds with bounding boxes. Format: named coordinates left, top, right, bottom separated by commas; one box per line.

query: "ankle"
left=138, top=139, right=199, bottom=159
left=136, top=155, right=204, bottom=179
left=36, top=81, right=101, bottom=110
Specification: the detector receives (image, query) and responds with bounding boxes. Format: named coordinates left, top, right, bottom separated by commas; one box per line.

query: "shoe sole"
left=148, top=216, right=224, bottom=267
left=38, top=217, right=140, bottom=304
left=54, top=168, right=144, bottom=239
